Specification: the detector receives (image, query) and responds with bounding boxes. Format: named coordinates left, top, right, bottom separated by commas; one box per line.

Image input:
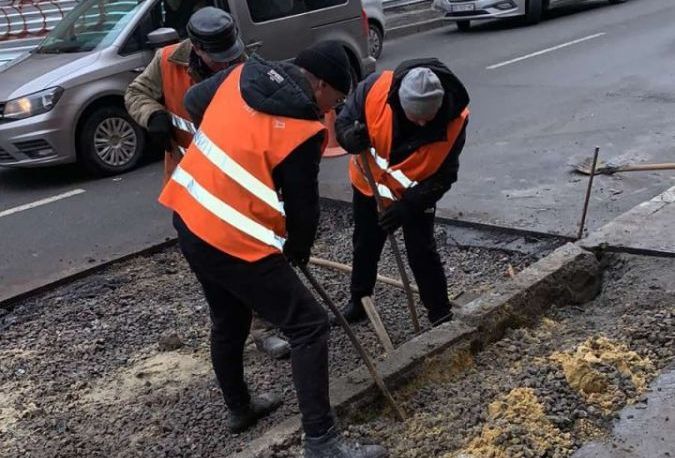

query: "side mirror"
left=146, top=28, right=180, bottom=49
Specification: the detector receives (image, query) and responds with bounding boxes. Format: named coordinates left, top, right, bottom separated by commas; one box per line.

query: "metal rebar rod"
left=578, top=146, right=600, bottom=240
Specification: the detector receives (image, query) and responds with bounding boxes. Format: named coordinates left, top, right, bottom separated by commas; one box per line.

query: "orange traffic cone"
left=322, top=109, right=347, bottom=158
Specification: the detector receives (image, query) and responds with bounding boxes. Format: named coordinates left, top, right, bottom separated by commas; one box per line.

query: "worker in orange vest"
left=335, top=59, right=470, bottom=327
left=159, top=41, right=387, bottom=456
left=125, top=8, right=291, bottom=360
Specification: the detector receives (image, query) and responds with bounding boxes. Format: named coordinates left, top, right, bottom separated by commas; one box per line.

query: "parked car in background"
left=362, top=0, right=385, bottom=59
left=433, top=0, right=628, bottom=31
left=0, top=0, right=375, bottom=175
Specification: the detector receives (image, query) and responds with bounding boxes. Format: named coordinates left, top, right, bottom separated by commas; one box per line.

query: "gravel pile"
left=0, top=204, right=544, bottom=458
left=273, top=254, right=674, bottom=457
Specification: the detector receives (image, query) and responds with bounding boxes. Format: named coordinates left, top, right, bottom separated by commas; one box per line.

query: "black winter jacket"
left=183, top=55, right=325, bottom=258
left=335, top=58, right=470, bottom=211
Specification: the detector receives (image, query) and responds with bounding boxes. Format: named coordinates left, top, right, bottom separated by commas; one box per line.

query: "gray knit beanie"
left=398, top=67, right=445, bottom=120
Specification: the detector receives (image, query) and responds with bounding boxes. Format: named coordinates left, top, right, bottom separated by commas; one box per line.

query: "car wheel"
left=524, top=0, right=543, bottom=25
left=78, top=105, right=145, bottom=176
left=368, top=21, right=384, bottom=59
left=456, top=20, right=471, bottom=32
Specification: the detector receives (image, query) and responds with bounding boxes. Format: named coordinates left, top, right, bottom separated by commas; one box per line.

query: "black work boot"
left=330, top=300, right=367, bottom=326
left=254, top=334, right=291, bottom=360
left=304, top=427, right=388, bottom=458
left=228, top=393, right=282, bottom=433
left=428, top=307, right=453, bottom=327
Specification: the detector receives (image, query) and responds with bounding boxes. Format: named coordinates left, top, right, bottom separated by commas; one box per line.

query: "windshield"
left=36, top=0, right=144, bottom=54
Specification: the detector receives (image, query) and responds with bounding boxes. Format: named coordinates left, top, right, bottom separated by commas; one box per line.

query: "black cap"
left=294, top=41, right=352, bottom=94
left=187, top=7, right=245, bottom=63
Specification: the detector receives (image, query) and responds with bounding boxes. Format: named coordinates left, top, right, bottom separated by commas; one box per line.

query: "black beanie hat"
left=294, top=41, right=352, bottom=94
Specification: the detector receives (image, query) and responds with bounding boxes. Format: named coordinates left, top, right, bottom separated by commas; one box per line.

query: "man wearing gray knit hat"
left=335, top=58, right=470, bottom=326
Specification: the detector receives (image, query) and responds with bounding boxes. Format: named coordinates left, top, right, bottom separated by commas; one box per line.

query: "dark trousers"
left=173, top=214, right=333, bottom=437
left=351, top=189, right=451, bottom=322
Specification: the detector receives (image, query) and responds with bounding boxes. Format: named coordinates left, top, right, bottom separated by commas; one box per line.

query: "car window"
left=36, top=0, right=144, bottom=54
left=246, top=0, right=347, bottom=23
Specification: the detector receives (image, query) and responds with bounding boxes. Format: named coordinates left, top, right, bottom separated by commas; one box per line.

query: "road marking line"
left=0, top=189, right=86, bottom=218
left=486, top=32, right=606, bottom=70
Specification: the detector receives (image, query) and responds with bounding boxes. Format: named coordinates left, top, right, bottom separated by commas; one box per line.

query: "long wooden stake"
left=309, top=256, right=419, bottom=293
left=578, top=147, right=600, bottom=240
left=309, top=256, right=462, bottom=308
left=361, top=296, right=395, bottom=354
left=299, top=265, right=406, bottom=421
left=359, top=150, right=421, bottom=333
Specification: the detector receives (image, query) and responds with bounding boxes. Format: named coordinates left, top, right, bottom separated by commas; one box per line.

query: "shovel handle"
left=613, top=163, right=675, bottom=173
left=299, top=266, right=406, bottom=421
left=358, top=151, right=421, bottom=334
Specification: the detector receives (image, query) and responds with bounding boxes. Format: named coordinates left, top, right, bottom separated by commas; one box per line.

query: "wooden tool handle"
left=615, top=163, right=675, bottom=172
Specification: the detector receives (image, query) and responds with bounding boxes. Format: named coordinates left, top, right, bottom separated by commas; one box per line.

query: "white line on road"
left=486, top=33, right=606, bottom=70
left=0, top=189, right=86, bottom=218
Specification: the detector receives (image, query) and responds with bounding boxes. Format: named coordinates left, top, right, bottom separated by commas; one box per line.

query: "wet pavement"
left=573, top=366, right=674, bottom=458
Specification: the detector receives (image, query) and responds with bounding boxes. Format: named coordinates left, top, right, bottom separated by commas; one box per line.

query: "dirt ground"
left=273, top=254, right=674, bottom=457
left=0, top=205, right=549, bottom=458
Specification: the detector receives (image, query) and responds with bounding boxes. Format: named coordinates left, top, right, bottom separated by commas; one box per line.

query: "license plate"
left=451, top=4, right=475, bottom=12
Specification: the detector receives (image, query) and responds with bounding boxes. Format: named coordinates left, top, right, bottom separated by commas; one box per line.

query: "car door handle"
left=246, top=40, right=264, bottom=53
left=131, top=66, right=146, bottom=74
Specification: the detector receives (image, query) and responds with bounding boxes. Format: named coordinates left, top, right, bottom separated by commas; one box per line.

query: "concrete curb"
left=579, top=185, right=675, bottom=258
left=386, top=17, right=447, bottom=40
left=231, top=321, right=477, bottom=458
left=230, top=242, right=602, bottom=457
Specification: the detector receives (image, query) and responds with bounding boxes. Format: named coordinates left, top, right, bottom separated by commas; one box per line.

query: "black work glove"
left=378, top=200, right=414, bottom=233
left=337, top=121, right=371, bottom=155
left=147, top=111, right=173, bottom=151
left=283, top=239, right=310, bottom=267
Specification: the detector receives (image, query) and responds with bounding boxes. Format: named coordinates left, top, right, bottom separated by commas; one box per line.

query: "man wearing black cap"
left=170, top=42, right=386, bottom=456
left=125, top=7, right=292, bottom=361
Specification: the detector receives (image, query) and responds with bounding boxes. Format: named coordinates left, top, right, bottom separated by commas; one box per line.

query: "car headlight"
left=3, top=87, right=64, bottom=120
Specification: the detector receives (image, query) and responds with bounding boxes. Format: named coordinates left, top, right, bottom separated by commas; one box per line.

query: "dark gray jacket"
left=336, top=58, right=470, bottom=211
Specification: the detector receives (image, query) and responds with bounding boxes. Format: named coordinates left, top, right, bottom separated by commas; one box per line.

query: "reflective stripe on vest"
left=160, top=43, right=194, bottom=152
left=158, top=64, right=327, bottom=261
left=192, top=130, right=285, bottom=215
left=170, top=112, right=196, bottom=137
left=349, top=70, right=469, bottom=205
left=171, top=165, right=286, bottom=250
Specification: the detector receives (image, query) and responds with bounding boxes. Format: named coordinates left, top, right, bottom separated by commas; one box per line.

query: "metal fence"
left=0, top=0, right=77, bottom=63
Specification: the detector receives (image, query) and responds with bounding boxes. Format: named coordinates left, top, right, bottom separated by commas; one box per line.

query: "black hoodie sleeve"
left=272, top=131, right=326, bottom=255
left=335, top=73, right=379, bottom=145
left=184, top=66, right=236, bottom=127
left=402, top=122, right=467, bottom=210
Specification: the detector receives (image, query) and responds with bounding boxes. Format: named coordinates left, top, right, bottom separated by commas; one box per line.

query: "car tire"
left=456, top=20, right=471, bottom=32
left=368, top=21, right=384, bottom=59
left=524, top=0, right=543, bottom=25
left=78, top=105, right=145, bottom=176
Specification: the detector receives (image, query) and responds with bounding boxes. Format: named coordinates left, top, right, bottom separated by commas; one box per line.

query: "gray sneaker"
left=304, top=427, right=388, bottom=458
left=228, top=392, right=282, bottom=433
left=254, top=335, right=291, bottom=360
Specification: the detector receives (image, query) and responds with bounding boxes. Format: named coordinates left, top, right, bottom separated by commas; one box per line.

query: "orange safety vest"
left=158, top=65, right=327, bottom=262
left=349, top=71, right=469, bottom=206
left=160, top=43, right=196, bottom=184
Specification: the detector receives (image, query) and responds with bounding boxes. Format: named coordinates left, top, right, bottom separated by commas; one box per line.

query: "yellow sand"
left=450, top=387, right=572, bottom=458
left=550, top=337, right=655, bottom=410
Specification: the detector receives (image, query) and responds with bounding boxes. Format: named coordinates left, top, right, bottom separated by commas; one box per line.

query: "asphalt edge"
left=230, top=242, right=602, bottom=457
left=0, top=198, right=570, bottom=310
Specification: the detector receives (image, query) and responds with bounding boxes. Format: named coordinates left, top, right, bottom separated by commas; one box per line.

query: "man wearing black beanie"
left=166, top=43, right=386, bottom=457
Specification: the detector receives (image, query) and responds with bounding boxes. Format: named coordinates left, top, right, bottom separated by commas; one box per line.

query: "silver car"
left=362, top=0, right=386, bottom=59
left=433, top=0, right=628, bottom=31
left=0, top=0, right=375, bottom=175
